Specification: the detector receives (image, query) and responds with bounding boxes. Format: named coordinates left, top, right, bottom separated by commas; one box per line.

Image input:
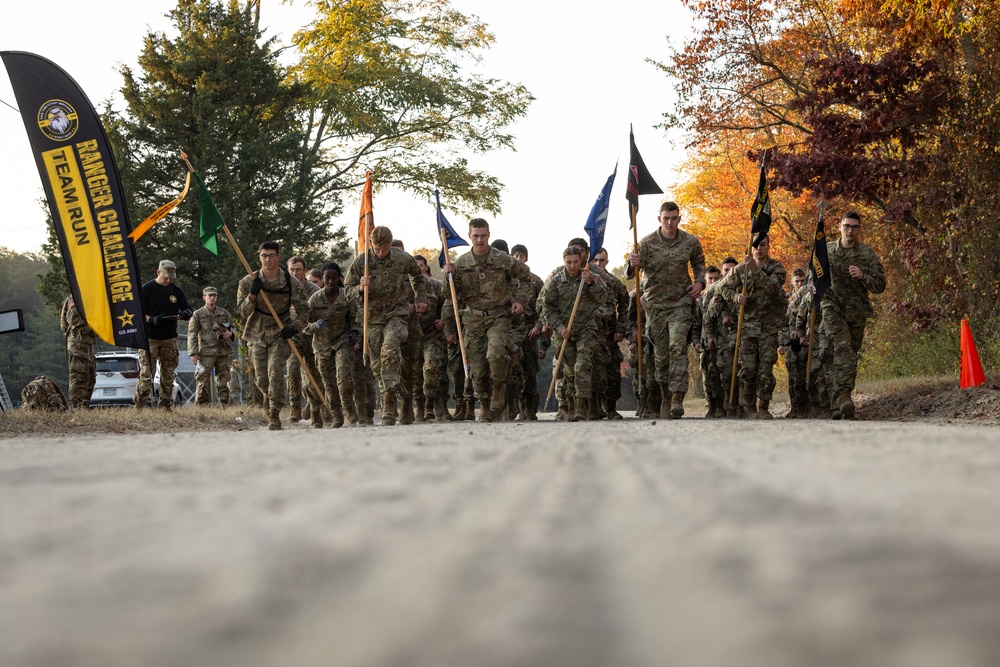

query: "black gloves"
left=347, top=330, right=360, bottom=346
left=250, top=277, right=264, bottom=296
left=789, top=337, right=802, bottom=353
left=178, top=309, right=192, bottom=321
left=279, top=325, right=298, bottom=340
left=148, top=315, right=161, bottom=326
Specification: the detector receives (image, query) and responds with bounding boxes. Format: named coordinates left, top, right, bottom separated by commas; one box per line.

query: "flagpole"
left=728, top=233, right=755, bottom=410
left=180, top=151, right=329, bottom=409
left=630, top=204, right=643, bottom=376
left=440, top=228, right=471, bottom=377
left=362, top=217, right=371, bottom=365
left=546, top=276, right=587, bottom=404
left=805, top=307, right=817, bottom=384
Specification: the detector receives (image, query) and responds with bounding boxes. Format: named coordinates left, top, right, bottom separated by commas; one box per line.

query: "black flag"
left=750, top=150, right=772, bottom=247
left=626, top=126, right=662, bottom=225
left=810, top=206, right=832, bottom=308
left=2, top=51, right=147, bottom=349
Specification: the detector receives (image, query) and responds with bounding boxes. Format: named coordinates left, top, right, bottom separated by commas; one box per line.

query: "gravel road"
left=2, top=419, right=999, bottom=667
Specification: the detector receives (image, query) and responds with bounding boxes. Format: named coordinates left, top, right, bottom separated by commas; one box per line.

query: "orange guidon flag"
left=128, top=171, right=192, bottom=242
left=357, top=171, right=374, bottom=253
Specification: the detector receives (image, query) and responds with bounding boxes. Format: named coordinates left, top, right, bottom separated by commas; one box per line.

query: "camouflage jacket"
left=237, top=268, right=308, bottom=344
left=344, top=247, right=428, bottom=325
left=512, top=269, right=545, bottom=336
left=540, top=267, right=608, bottom=337
left=794, top=285, right=825, bottom=338
left=788, top=285, right=812, bottom=338
left=822, top=240, right=886, bottom=319
left=629, top=228, right=707, bottom=310
left=188, top=305, right=235, bottom=357
left=303, top=288, right=359, bottom=353
left=417, top=274, right=444, bottom=340
left=59, top=296, right=95, bottom=344
left=717, top=257, right=788, bottom=336
left=442, top=248, right=533, bottom=336
left=703, top=281, right=739, bottom=346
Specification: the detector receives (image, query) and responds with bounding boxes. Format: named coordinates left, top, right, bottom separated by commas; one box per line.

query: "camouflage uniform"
left=401, top=274, right=424, bottom=424
left=784, top=284, right=811, bottom=416
left=59, top=296, right=96, bottom=409
left=795, top=288, right=836, bottom=415
left=717, top=257, right=787, bottom=417
left=414, top=274, right=447, bottom=419
left=286, top=278, right=324, bottom=423
left=629, top=228, right=707, bottom=416
left=304, top=288, right=359, bottom=426
left=345, top=247, right=427, bottom=424
left=601, top=271, right=630, bottom=418
left=511, top=269, right=545, bottom=419
left=187, top=303, right=235, bottom=406
left=821, top=239, right=886, bottom=414
left=237, top=268, right=308, bottom=421
left=442, top=247, right=532, bottom=420
left=540, top=267, right=608, bottom=419
left=697, top=285, right=723, bottom=416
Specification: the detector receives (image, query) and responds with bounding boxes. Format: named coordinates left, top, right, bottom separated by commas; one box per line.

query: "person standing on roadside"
left=134, top=260, right=192, bottom=411
left=59, top=295, right=96, bottom=409
left=188, top=287, right=235, bottom=407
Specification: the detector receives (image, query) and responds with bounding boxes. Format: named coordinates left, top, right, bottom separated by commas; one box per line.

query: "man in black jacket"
left=133, top=260, right=192, bottom=410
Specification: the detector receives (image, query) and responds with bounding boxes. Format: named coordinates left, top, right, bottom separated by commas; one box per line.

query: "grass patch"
left=0, top=405, right=268, bottom=439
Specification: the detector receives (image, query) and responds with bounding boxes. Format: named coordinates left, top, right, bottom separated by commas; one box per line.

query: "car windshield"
left=97, top=358, right=138, bottom=373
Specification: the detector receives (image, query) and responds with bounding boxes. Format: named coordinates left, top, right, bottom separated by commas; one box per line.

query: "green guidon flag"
left=194, top=172, right=226, bottom=256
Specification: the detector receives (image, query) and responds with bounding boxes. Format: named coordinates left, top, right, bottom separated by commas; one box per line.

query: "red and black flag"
left=750, top=150, right=772, bottom=247
left=625, top=125, right=662, bottom=225
left=1, top=51, right=147, bottom=349
left=810, top=204, right=832, bottom=307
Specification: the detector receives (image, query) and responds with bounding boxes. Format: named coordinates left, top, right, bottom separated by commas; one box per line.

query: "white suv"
left=91, top=352, right=141, bottom=407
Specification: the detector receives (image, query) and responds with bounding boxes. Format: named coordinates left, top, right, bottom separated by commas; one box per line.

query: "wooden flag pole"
left=805, top=306, right=817, bottom=384
left=630, top=204, right=643, bottom=376
left=180, top=152, right=328, bottom=409
left=546, top=276, right=587, bottom=404
left=440, top=228, right=470, bottom=377
left=728, top=233, right=755, bottom=409
left=362, top=216, right=372, bottom=365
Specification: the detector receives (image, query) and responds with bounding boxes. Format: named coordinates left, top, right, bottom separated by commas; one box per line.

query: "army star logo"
left=118, top=310, right=135, bottom=327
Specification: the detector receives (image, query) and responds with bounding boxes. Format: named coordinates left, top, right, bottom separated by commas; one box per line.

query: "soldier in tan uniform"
left=237, top=241, right=308, bottom=430
left=443, top=218, right=533, bottom=422
left=627, top=201, right=707, bottom=418
left=59, top=295, right=96, bottom=409
left=345, top=226, right=428, bottom=426
left=187, top=286, right=235, bottom=406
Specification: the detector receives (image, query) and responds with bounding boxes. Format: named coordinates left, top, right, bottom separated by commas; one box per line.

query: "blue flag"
left=436, top=189, right=469, bottom=267
left=585, top=164, right=617, bottom=261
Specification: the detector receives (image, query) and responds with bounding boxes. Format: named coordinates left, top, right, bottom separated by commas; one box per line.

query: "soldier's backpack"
left=20, top=376, right=69, bottom=411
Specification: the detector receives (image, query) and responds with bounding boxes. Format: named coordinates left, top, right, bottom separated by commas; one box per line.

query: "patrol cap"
left=158, top=259, right=177, bottom=278
left=203, top=286, right=218, bottom=296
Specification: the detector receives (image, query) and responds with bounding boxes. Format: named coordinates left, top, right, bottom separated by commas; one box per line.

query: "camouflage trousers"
left=66, top=338, right=96, bottom=408
left=448, top=342, right=474, bottom=406
left=518, top=332, right=540, bottom=413
left=784, top=343, right=809, bottom=412
left=701, top=346, right=724, bottom=405
left=316, top=345, right=355, bottom=418
left=250, top=337, right=292, bottom=413
left=419, top=335, right=447, bottom=399
left=352, top=351, right=375, bottom=421
left=604, top=334, right=624, bottom=402
left=822, top=306, right=868, bottom=398
left=463, top=313, right=513, bottom=402
left=647, top=304, right=693, bottom=392
left=286, top=337, right=323, bottom=413
left=401, top=318, right=422, bottom=400
left=195, top=355, right=231, bottom=406
left=807, top=330, right=836, bottom=409
left=366, top=315, right=410, bottom=394
left=555, top=328, right=599, bottom=400
left=737, top=332, right=779, bottom=401
left=717, top=341, right=736, bottom=406
left=135, top=338, right=179, bottom=408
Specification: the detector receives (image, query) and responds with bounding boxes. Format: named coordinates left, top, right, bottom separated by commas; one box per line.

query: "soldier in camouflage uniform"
left=237, top=242, right=308, bottom=430
left=511, top=244, right=545, bottom=420
left=593, top=247, right=630, bottom=420
left=541, top=246, right=609, bottom=421
left=345, top=226, right=428, bottom=426
left=413, top=254, right=448, bottom=421
left=59, top=295, right=97, bottom=409
left=443, top=218, right=532, bottom=422
left=717, top=234, right=787, bottom=419
left=697, top=266, right=725, bottom=418
left=390, top=239, right=424, bottom=424
left=794, top=279, right=836, bottom=417
left=285, top=256, right=326, bottom=426
left=187, top=287, right=235, bottom=406
left=627, top=201, right=707, bottom=418
left=782, top=269, right=810, bottom=418
left=821, top=211, right=886, bottom=419
left=303, top=262, right=359, bottom=428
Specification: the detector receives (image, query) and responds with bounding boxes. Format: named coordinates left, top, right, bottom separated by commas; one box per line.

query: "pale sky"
left=1, top=0, right=692, bottom=276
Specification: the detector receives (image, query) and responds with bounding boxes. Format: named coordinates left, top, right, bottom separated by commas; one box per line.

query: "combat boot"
left=758, top=400, right=773, bottom=420
left=290, top=403, right=303, bottom=422
left=704, top=397, right=716, bottom=419
left=555, top=403, right=569, bottom=421
left=570, top=397, right=589, bottom=422
left=525, top=403, right=539, bottom=421
left=464, top=399, right=477, bottom=421
left=400, top=396, right=415, bottom=425
left=837, top=392, right=856, bottom=420
left=635, top=392, right=646, bottom=418
left=432, top=396, right=447, bottom=421
left=414, top=396, right=426, bottom=422
left=311, top=409, right=324, bottom=429
left=606, top=398, right=623, bottom=420
left=490, top=380, right=507, bottom=417
left=596, top=397, right=607, bottom=420
left=302, top=403, right=311, bottom=421
left=588, top=398, right=602, bottom=421
left=381, top=391, right=397, bottom=426
left=714, top=400, right=727, bottom=419
left=670, top=391, right=685, bottom=419
left=453, top=401, right=466, bottom=421
left=344, top=400, right=359, bottom=426
left=478, top=405, right=493, bottom=422
left=740, top=382, right=758, bottom=419
left=268, top=409, right=282, bottom=430
left=658, top=384, right=672, bottom=419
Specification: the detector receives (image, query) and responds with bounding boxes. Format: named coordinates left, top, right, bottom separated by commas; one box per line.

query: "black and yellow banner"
left=1, top=51, right=147, bottom=349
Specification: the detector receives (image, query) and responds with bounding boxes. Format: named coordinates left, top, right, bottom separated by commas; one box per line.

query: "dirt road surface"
left=2, top=419, right=999, bottom=667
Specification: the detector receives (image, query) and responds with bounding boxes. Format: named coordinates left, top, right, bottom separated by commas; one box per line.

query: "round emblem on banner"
left=37, top=100, right=79, bottom=141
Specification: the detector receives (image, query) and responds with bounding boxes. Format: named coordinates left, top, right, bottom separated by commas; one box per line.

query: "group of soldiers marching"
left=60, top=202, right=884, bottom=428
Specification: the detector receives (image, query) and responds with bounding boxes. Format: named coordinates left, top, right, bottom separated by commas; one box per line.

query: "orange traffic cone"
left=960, top=319, right=986, bottom=389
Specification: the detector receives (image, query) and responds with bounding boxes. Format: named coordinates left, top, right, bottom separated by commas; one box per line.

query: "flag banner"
left=750, top=151, right=772, bottom=247
left=584, top=164, right=617, bottom=261
left=810, top=207, right=832, bottom=307
left=128, top=171, right=191, bottom=242
left=1, top=51, right=147, bottom=349
left=193, top=173, right=227, bottom=256
left=436, top=188, right=468, bottom=267
left=358, top=171, right=374, bottom=254
left=960, top=319, right=986, bottom=389
left=625, top=126, right=662, bottom=224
